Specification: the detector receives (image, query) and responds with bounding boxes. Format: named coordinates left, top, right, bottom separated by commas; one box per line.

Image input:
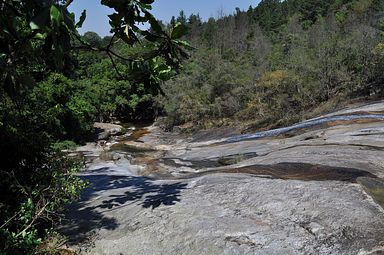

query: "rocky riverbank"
left=59, top=101, right=384, bottom=255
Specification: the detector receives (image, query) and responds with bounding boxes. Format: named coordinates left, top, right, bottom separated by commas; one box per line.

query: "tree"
left=83, top=31, right=102, bottom=47
left=160, top=0, right=384, bottom=130
left=252, top=0, right=286, bottom=32
left=177, top=10, right=187, bottom=25
left=188, top=13, right=202, bottom=26
left=170, top=16, right=176, bottom=27
left=0, top=0, right=191, bottom=253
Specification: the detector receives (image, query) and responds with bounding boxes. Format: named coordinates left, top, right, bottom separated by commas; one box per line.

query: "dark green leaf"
left=171, top=22, right=187, bottom=39
left=142, top=31, right=162, bottom=42
left=63, top=10, right=76, bottom=31
left=174, top=40, right=195, bottom=50
left=30, top=8, right=50, bottom=30
left=76, top=10, right=86, bottom=28
left=137, top=2, right=152, bottom=10
left=140, top=0, right=155, bottom=4
left=144, top=11, right=163, bottom=34
left=108, top=13, right=122, bottom=27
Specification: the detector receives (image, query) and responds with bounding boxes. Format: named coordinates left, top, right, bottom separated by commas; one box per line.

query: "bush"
left=0, top=153, right=86, bottom=254
left=51, top=140, right=78, bottom=151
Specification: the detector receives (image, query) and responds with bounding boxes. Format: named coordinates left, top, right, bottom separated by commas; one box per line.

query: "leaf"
left=174, top=40, right=195, bottom=50
left=29, top=8, right=50, bottom=30
left=142, top=31, right=162, bottom=42
left=155, top=63, right=172, bottom=80
left=76, top=10, right=86, bottom=28
left=171, top=22, right=187, bottom=39
left=137, top=2, right=152, bottom=10
left=63, top=10, right=76, bottom=31
left=124, top=25, right=130, bottom=39
left=33, top=33, right=46, bottom=40
left=140, top=0, right=155, bottom=4
left=108, top=13, right=122, bottom=27
left=50, top=5, right=62, bottom=25
left=144, top=11, right=163, bottom=34
left=143, top=49, right=160, bottom=59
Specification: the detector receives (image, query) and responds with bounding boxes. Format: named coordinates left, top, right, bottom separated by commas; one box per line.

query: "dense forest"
left=161, top=0, right=384, bottom=130
left=0, top=0, right=383, bottom=253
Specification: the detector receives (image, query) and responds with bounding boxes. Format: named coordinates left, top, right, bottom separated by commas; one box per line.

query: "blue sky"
left=69, top=0, right=260, bottom=37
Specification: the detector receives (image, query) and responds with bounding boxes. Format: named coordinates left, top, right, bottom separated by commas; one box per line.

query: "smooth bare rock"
left=61, top=172, right=384, bottom=255
left=94, top=122, right=124, bottom=140
left=60, top=101, right=384, bottom=255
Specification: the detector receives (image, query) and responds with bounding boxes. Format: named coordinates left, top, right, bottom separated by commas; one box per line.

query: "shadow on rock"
left=58, top=171, right=187, bottom=245
left=97, top=177, right=187, bottom=210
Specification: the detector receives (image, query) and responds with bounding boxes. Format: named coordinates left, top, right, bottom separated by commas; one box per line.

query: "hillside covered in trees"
left=160, top=0, right=384, bottom=130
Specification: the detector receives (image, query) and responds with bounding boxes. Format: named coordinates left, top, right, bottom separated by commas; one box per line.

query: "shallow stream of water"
left=226, top=114, right=384, bottom=143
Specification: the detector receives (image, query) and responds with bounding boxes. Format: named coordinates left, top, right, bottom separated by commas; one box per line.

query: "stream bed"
left=60, top=104, right=384, bottom=255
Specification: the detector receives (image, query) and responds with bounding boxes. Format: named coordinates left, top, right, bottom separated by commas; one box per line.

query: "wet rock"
left=181, top=162, right=377, bottom=183
left=358, top=177, right=384, bottom=209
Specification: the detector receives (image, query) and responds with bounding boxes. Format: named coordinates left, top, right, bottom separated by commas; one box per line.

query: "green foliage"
left=0, top=0, right=191, bottom=253
left=51, top=140, right=78, bottom=151
left=0, top=154, right=86, bottom=255
left=29, top=73, right=96, bottom=142
left=83, top=31, right=102, bottom=47
left=160, top=0, right=384, bottom=130
left=241, top=70, right=307, bottom=122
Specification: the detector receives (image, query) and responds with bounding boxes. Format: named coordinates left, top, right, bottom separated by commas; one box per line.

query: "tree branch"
left=0, top=212, right=20, bottom=229
left=15, top=201, right=51, bottom=238
left=105, top=51, right=126, bottom=80
left=65, top=0, right=74, bottom=7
